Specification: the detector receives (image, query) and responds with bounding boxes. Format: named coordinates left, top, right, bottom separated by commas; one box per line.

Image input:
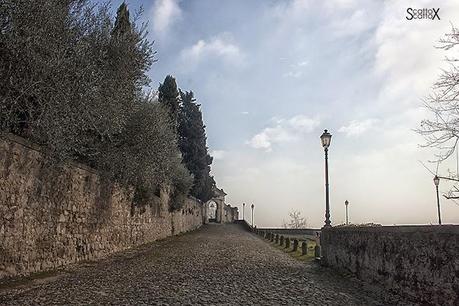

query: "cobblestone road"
left=0, top=224, right=408, bottom=305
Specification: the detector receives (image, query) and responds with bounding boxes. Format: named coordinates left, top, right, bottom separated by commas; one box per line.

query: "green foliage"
left=0, top=0, right=154, bottom=164
left=158, top=75, right=180, bottom=129
left=112, top=2, right=131, bottom=36
left=97, top=100, right=180, bottom=188
left=0, top=1, right=194, bottom=211
left=169, top=161, right=194, bottom=211
left=178, top=90, right=215, bottom=202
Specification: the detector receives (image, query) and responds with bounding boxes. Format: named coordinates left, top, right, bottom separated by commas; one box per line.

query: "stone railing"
left=252, top=228, right=320, bottom=258
left=257, top=228, right=321, bottom=238
left=321, top=225, right=459, bottom=305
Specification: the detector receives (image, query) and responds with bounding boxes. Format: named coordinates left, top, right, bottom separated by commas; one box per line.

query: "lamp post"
left=320, top=129, right=332, bottom=227
left=251, top=204, right=255, bottom=228
left=433, top=176, right=442, bottom=225
left=242, top=203, right=245, bottom=221
left=345, top=200, right=349, bottom=225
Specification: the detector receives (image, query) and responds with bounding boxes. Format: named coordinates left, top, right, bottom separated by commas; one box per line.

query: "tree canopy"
left=418, top=26, right=459, bottom=199
left=178, top=90, right=215, bottom=202
left=282, top=211, right=307, bottom=229
left=0, top=1, right=205, bottom=210
left=418, top=26, right=459, bottom=162
left=159, top=75, right=180, bottom=130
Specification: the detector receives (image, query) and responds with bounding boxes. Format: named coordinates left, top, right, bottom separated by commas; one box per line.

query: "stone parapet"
left=321, top=225, right=459, bottom=305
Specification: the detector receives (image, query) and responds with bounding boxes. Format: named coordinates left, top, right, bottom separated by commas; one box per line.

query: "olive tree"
left=0, top=0, right=154, bottom=163
left=0, top=1, right=192, bottom=209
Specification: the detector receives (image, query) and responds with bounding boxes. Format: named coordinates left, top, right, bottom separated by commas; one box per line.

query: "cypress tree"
left=178, top=90, right=215, bottom=202
left=112, top=2, right=131, bottom=36
left=158, top=75, right=180, bottom=128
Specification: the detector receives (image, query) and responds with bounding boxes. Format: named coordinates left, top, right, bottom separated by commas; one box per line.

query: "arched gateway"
left=203, top=187, right=238, bottom=224
left=207, top=201, right=218, bottom=222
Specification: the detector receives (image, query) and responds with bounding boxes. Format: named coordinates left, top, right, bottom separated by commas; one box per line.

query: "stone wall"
left=222, top=204, right=238, bottom=223
left=321, top=225, right=459, bottom=305
left=0, top=133, right=203, bottom=279
left=258, top=228, right=321, bottom=237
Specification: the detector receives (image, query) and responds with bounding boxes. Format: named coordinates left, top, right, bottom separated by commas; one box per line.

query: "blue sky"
left=106, top=0, right=459, bottom=227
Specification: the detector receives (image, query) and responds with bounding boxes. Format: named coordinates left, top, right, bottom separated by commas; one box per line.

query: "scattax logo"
left=406, top=8, right=440, bottom=20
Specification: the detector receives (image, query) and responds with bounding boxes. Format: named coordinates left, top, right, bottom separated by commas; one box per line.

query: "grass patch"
left=263, top=237, right=318, bottom=263
left=0, top=269, right=65, bottom=291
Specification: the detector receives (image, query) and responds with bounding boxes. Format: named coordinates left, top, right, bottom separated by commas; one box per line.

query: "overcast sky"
left=108, top=0, right=459, bottom=227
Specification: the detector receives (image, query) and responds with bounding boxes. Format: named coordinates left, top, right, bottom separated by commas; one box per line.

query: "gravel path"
left=0, top=223, right=408, bottom=305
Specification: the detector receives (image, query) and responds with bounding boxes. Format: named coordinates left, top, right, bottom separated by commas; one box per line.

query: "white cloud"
left=328, top=0, right=357, bottom=8
left=247, top=115, right=320, bottom=151
left=270, top=0, right=310, bottom=20
left=338, top=119, right=377, bottom=137
left=283, top=60, right=309, bottom=78
left=297, top=60, right=309, bottom=67
left=210, top=150, right=226, bottom=160
left=247, top=131, right=273, bottom=151
left=180, top=34, right=244, bottom=66
left=241, top=111, right=249, bottom=115
left=282, top=71, right=303, bottom=78
left=331, top=9, right=371, bottom=37
left=151, top=0, right=182, bottom=35
left=288, top=115, right=320, bottom=132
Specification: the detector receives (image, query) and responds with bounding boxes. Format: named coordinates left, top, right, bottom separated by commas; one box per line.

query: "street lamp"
left=433, top=176, right=442, bottom=225
left=345, top=200, right=349, bottom=225
left=320, top=129, right=332, bottom=227
left=242, top=203, right=245, bottom=221
left=251, top=204, right=255, bottom=228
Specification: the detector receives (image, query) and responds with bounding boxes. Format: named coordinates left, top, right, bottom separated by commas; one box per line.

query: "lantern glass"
left=433, top=175, right=440, bottom=186
left=320, top=129, right=332, bottom=148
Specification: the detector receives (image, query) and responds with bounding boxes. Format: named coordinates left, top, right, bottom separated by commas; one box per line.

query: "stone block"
left=58, top=214, right=66, bottom=223
left=301, top=241, right=307, bottom=255
left=293, top=239, right=298, bottom=252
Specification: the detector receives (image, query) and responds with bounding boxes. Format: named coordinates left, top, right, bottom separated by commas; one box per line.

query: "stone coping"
left=322, top=224, right=459, bottom=234
left=258, top=227, right=321, bottom=231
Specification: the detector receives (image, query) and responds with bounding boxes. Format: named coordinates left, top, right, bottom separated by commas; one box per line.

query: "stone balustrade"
left=253, top=229, right=318, bottom=258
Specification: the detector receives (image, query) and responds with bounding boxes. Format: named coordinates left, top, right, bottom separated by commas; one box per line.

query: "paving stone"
left=0, top=224, right=409, bottom=305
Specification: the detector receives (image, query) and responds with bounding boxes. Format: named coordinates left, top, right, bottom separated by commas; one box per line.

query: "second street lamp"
left=345, top=200, right=349, bottom=225
left=433, top=176, right=442, bottom=225
left=251, top=204, right=255, bottom=228
left=242, top=203, right=245, bottom=221
left=320, top=129, right=332, bottom=227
